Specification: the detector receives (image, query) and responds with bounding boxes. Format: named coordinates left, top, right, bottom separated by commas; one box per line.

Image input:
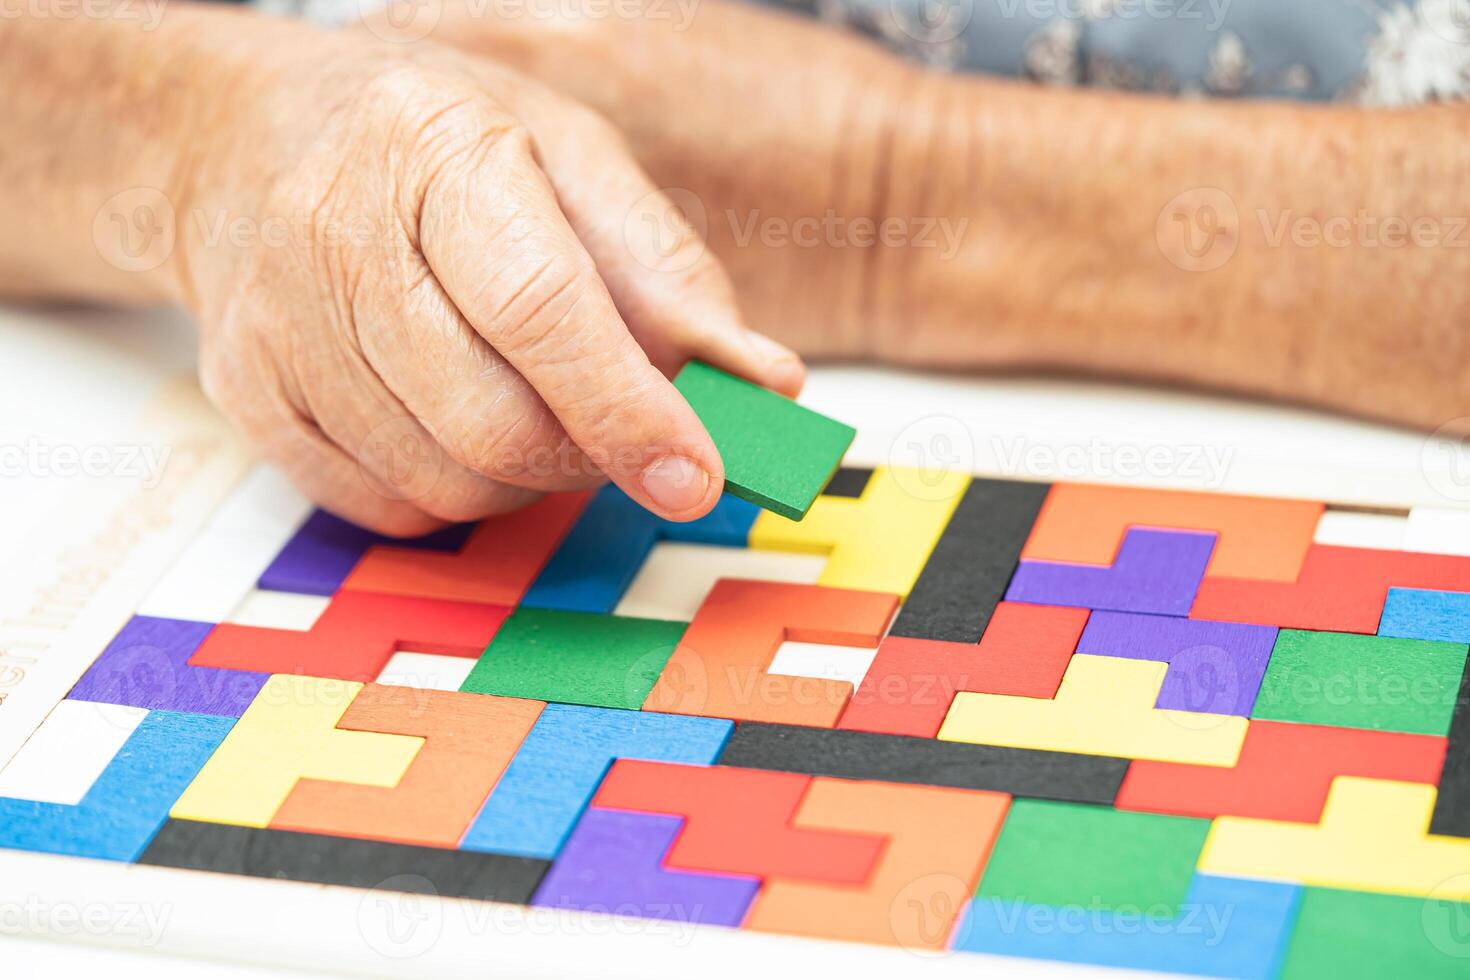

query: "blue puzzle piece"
left=954, top=873, right=1301, bottom=979
left=521, top=487, right=758, bottom=614
left=459, top=704, right=732, bottom=859
left=1379, top=587, right=1470, bottom=643
left=0, top=708, right=234, bottom=862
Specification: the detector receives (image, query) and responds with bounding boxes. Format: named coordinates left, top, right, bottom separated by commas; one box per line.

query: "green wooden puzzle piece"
left=461, top=608, right=688, bottom=710
left=975, top=800, right=1210, bottom=915
left=1252, top=629, right=1467, bottom=735
left=673, top=360, right=855, bottom=521
left=1282, top=886, right=1470, bottom=979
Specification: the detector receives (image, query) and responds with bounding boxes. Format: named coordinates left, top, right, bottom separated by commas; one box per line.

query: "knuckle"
left=448, top=405, right=569, bottom=481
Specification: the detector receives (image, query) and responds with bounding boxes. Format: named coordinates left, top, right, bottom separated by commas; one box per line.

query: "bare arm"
left=429, top=0, right=1470, bottom=430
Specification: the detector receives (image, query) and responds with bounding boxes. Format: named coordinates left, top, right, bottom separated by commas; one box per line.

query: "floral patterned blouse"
left=764, top=0, right=1470, bottom=104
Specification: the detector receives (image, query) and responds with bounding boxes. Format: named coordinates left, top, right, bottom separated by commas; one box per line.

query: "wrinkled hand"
left=181, top=28, right=802, bottom=535
left=377, top=0, right=917, bottom=360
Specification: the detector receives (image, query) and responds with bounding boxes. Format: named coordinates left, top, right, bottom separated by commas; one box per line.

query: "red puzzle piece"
left=1117, top=720, right=1448, bottom=822
left=838, top=603, right=1087, bottom=738
left=341, top=492, right=589, bottom=606
left=592, top=759, right=885, bottom=884
left=1191, top=544, right=1470, bottom=633
left=190, top=591, right=510, bottom=681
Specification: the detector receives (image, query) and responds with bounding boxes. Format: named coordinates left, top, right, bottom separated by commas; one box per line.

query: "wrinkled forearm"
left=889, top=79, right=1470, bottom=427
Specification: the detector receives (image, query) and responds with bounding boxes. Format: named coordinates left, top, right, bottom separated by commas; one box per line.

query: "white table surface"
left=0, top=302, right=1456, bottom=978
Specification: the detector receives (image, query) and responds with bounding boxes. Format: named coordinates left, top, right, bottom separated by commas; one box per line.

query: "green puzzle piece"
left=1252, top=629, right=1467, bottom=735
left=1282, top=886, right=1470, bottom=979
left=975, top=800, right=1210, bottom=915
left=673, top=360, right=855, bottom=521
left=461, top=608, right=688, bottom=710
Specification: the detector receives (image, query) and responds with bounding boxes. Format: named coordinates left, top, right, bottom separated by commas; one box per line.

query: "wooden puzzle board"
left=3, top=305, right=1470, bottom=980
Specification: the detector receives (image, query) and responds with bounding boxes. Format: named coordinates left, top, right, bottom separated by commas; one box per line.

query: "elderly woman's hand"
left=174, top=25, right=801, bottom=535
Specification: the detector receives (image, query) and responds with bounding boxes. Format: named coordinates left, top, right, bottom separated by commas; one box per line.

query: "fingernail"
left=640, top=454, right=712, bottom=516
left=746, top=330, right=799, bottom=366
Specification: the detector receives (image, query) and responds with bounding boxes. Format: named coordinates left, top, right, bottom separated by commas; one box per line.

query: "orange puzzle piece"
left=191, top=591, right=510, bottom=681
left=1117, top=719, right=1448, bottom=823
left=642, top=579, right=899, bottom=727
left=592, top=759, right=884, bottom=883
left=839, top=602, right=1087, bottom=738
left=1021, top=484, right=1322, bottom=582
left=745, top=778, right=1010, bottom=950
left=271, top=686, right=544, bottom=847
left=341, top=492, right=589, bottom=605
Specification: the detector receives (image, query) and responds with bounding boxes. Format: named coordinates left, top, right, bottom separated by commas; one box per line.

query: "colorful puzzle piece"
left=460, top=704, right=732, bottom=859
left=1198, top=776, right=1470, bottom=897
left=749, top=466, right=969, bottom=598
left=1022, top=483, right=1322, bottom=580
left=1433, top=662, right=1470, bottom=837
left=1251, top=629, right=1466, bottom=735
left=531, top=807, right=759, bottom=926
left=1118, top=720, right=1448, bottom=821
left=743, top=779, right=1009, bottom=950
left=957, top=873, right=1301, bottom=979
left=68, top=616, right=266, bottom=716
left=1006, top=528, right=1217, bottom=615
left=0, top=709, right=233, bottom=861
left=1077, top=612, right=1277, bottom=716
left=887, top=478, right=1050, bottom=642
left=1380, top=587, right=1470, bottom=643
left=643, top=579, right=898, bottom=726
left=258, top=510, right=473, bottom=596
left=142, top=819, right=549, bottom=904
left=170, top=675, right=423, bottom=828
left=593, top=759, right=883, bottom=882
left=1191, top=544, right=1470, bottom=633
left=719, top=721, right=1127, bottom=804
left=939, top=654, right=1249, bottom=765
left=271, top=686, right=543, bottom=848
left=673, top=360, right=855, bottom=520
left=839, top=602, right=1085, bottom=738
left=340, top=492, right=588, bottom=605
left=521, top=486, right=758, bottom=614
left=976, top=799, right=1209, bottom=912
left=1279, top=885, right=1470, bottom=979
left=189, top=591, right=510, bottom=681
left=461, top=608, right=687, bottom=710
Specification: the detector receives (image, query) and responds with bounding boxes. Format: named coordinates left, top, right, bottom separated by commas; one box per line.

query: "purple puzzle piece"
left=68, top=616, right=267, bottom=716
left=1005, top=528, right=1217, bottom=616
left=257, top=510, right=473, bottom=596
left=1077, top=612, right=1277, bottom=715
left=532, top=807, right=759, bottom=927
